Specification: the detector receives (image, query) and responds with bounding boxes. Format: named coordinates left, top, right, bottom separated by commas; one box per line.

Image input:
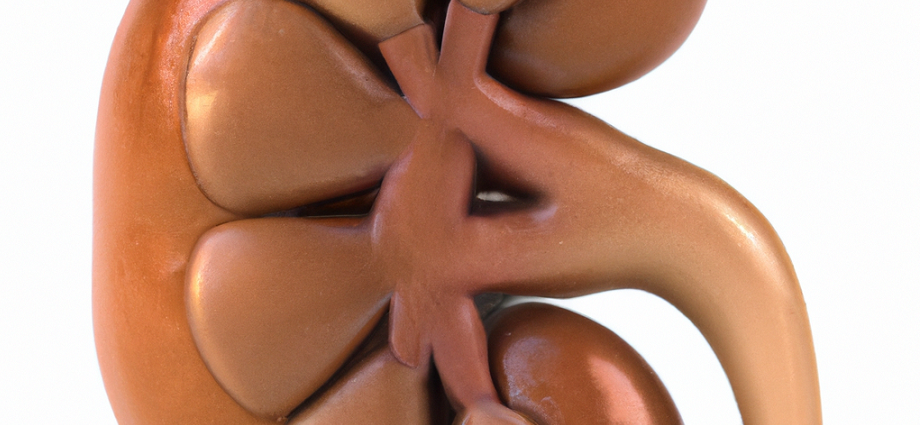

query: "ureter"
left=464, top=134, right=822, bottom=424
left=450, top=76, right=821, bottom=422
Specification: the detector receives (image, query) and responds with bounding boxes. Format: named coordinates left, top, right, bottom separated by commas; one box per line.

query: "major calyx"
left=185, top=1, right=820, bottom=424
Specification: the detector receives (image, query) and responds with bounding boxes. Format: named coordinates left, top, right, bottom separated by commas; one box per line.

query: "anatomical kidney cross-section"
left=93, top=0, right=822, bottom=424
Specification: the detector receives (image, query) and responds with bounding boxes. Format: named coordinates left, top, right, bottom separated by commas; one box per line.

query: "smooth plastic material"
left=94, top=0, right=822, bottom=424
left=488, top=303, right=682, bottom=425
left=488, top=0, right=707, bottom=97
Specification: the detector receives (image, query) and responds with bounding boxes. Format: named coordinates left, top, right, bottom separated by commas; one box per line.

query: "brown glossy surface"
left=488, top=303, right=682, bottom=425
left=186, top=218, right=388, bottom=418
left=489, top=0, right=707, bottom=97
left=298, top=0, right=426, bottom=42
left=289, top=347, right=448, bottom=424
left=185, top=0, right=416, bottom=215
left=95, top=0, right=821, bottom=424
left=94, top=0, right=268, bottom=422
left=459, top=0, right=521, bottom=14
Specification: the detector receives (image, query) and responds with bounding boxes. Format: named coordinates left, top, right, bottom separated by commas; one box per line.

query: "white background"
left=1, top=0, right=917, bottom=423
